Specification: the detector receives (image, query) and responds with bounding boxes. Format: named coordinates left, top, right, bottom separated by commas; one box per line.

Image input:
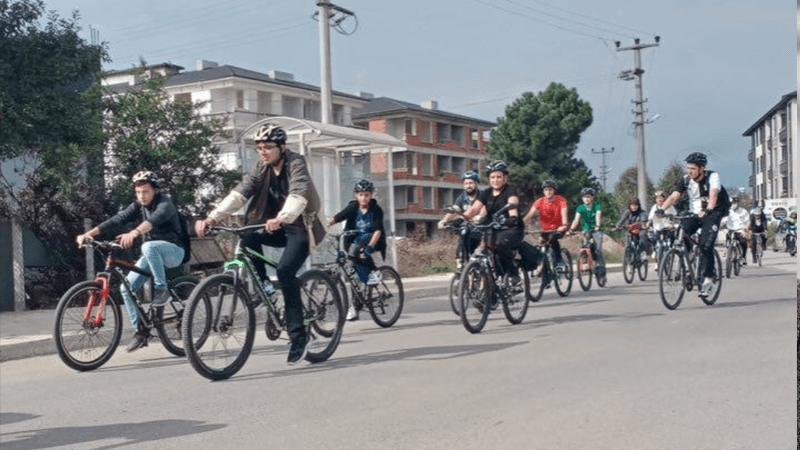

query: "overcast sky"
left=46, top=0, right=795, bottom=192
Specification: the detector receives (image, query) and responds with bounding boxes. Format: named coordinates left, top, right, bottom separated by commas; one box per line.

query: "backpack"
left=683, top=171, right=730, bottom=216
left=177, top=210, right=192, bottom=265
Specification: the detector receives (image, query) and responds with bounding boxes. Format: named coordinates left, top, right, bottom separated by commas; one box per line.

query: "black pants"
left=241, top=226, right=309, bottom=342
left=750, top=231, right=766, bottom=261
left=541, top=231, right=564, bottom=264
left=491, top=227, right=524, bottom=275
left=681, top=213, right=722, bottom=278
left=457, top=232, right=481, bottom=261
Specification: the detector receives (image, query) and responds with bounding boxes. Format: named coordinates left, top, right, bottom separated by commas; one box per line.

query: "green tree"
left=487, top=82, right=598, bottom=206
left=613, top=165, right=654, bottom=214
left=655, top=161, right=688, bottom=213
left=595, top=191, right=620, bottom=231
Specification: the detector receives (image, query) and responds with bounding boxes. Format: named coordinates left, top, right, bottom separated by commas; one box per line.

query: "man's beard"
left=465, top=187, right=476, bottom=195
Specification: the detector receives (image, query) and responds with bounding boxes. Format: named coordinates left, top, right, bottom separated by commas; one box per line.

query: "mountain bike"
left=571, top=230, right=606, bottom=291
left=658, top=214, right=723, bottom=310
left=750, top=231, right=765, bottom=267
left=453, top=204, right=529, bottom=333
left=443, top=218, right=479, bottom=316
left=724, top=230, right=745, bottom=278
left=318, top=231, right=404, bottom=327
left=652, top=227, right=675, bottom=272
left=525, top=231, right=573, bottom=302
left=618, top=223, right=648, bottom=283
left=181, top=225, right=344, bottom=381
left=53, top=239, right=201, bottom=371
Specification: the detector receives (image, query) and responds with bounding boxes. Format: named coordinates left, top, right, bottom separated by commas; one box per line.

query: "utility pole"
left=315, top=1, right=356, bottom=124
left=616, top=36, right=660, bottom=210
left=592, top=147, right=614, bottom=192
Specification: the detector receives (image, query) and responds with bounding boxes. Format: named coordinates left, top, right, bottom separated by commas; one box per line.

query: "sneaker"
left=741, top=260, right=747, bottom=266
left=556, top=261, right=567, bottom=272
left=152, top=288, right=170, bottom=305
left=346, top=304, right=359, bottom=321
left=287, top=335, right=310, bottom=366
left=262, top=279, right=276, bottom=296
left=126, top=329, right=149, bottom=352
left=367, top=270, right=382, bottom=286
left=700, top=277, right=713, bottom=297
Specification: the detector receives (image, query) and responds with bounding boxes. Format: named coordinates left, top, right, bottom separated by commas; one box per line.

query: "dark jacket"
left=333, top=199, right=387, bottom=259
left=615, top=208, right=647, bottom=229
left=98, top=192, right=181, bottom=246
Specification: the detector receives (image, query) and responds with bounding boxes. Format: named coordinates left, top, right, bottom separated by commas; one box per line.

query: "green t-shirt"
left=575, top=201, right=602, bottom=231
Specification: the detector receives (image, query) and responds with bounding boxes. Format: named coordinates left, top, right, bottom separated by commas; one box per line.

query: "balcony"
left=767, top=168, right=773, bottom=179
left=779, top=127, right=787, bottom=143
left=780, top=159, right=788, bottom=175
left=748, top=147, right=754, bottom=162
left=749, top=175, right=755, bottom=188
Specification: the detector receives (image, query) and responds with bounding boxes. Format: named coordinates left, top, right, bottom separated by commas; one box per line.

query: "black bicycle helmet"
left=685, top=152, right=707, bottom=167
left=730, top=195, right=739, bottom=203
left=132, top=170, right=160, bottom=188
left=485, top=160, right=509, bottom=175
left=354, top=179, right=375, bottom=193
left=541, top=179, right=557, bottom=189
left=253, top=123, right=287, bottom=145
left=461, top=170, right=479, bottom=182
left=580, top=187, right=595, bottom=197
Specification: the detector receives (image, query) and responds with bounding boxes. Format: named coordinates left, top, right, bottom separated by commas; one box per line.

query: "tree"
left=487, top=82, right=598, bottom=206
left=613, top=165, right=654, bottom=213
left=655, top=161, right=688, bottom=213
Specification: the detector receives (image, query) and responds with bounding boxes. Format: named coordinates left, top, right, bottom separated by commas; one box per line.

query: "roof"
left=742, top=90, right=797, bottom=136
left=352, top=97, right=496, bottom=127
left=104, top=63, right=184, bottom=76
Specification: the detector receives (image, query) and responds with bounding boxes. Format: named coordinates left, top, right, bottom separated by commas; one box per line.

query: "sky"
left=44, top=0, right=796, bottom=193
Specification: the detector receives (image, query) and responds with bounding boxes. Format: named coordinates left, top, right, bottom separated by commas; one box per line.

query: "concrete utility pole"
left=592, top=147, right=615, bottom=192
left=616, top=36, right=660, bottom=210
left=316, top=1, right=356, bottom=124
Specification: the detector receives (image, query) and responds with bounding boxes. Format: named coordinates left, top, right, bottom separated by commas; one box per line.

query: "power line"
left=503, top=0, right=634, bottom=39
left=528, top=0, right=656, bottom=38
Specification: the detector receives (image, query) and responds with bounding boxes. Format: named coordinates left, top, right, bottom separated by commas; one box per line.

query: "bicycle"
left=181, top=225, right=344, bottom=381
left=443, top=218, right=478, bottom=316
left=658, top=214, right=723, bottom=310
left=318, top=231, right=404, bottom=327
left=750, top=231, right=765, bottom=267
left=454, top=204, right=529, bottom=333
left=618, top=223, right=648, bottom=284
left=53, top=239, right=201, bottom=371
left=524, top=231, right=573, bottom=302
left=786, top=225, right=797, bottom=257
left=724, top=230, right=746, bottom=278
left=651, top=227, right=675, bottom=272
left=571, top=230, right=606, bottom=291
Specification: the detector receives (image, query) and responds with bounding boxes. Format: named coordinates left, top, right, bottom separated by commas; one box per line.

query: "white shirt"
left=683, top=172, right=721, bottom=213
left=723, top=207, right=749, bottom=232
left=648, top=204, right=677, bottom=231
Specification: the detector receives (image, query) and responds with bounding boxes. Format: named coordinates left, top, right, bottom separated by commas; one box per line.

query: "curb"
left=0, top=335, right=54, bottom=362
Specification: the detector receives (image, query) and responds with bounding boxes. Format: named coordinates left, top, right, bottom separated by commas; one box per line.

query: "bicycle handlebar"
left=205, top=224, right=266, bottom=235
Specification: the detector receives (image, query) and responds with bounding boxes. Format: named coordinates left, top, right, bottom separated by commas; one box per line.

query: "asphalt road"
left=0, top=252, right=795, bottom=450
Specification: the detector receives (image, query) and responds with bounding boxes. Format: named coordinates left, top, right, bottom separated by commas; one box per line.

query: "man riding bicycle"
left=438, top=170, right=483, bottom=270
left=658, top=152, right=731, bottom=297
left=616, top=197, right=648, bottom=256
left=569, top=187, right=606, bottom=277
left=746, top=206, right=768, bottom=263
left=76, top=171, right=186, bottom=352
left=523, top=179, right=569, bottom=269
left=195, top=123, right=326, bottom=366
left=722, top=196, right=749, bottom=266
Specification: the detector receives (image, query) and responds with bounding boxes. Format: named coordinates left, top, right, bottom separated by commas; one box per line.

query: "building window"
left=471, top=130, right=480, bottom=149
left=422, top=154, right=433, bottom=176
left=236, top=90, right=244, bottom=109
left=452, top=157, right=466, bottom=174
left=406, top=186, right=415, bottom=204
left=421, top=120, right=432, bottom=142
left=452, top=125, right=465, bottom=147
left=405, top=119, right=416, bottom=136
left=437, top=155, right=451, bottom=174
left=174, top=93, right=191, bottom=104
left=423, top=187, right=433, bottom=209
left=437, top=122, right=451, bottom=143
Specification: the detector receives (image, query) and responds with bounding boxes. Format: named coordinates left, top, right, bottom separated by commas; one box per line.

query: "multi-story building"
left=743, top=91, right=797, bottom=217
left=353, top=97, right=495, bottom=237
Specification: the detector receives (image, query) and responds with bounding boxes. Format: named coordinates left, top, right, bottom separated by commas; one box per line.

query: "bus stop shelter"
left=237, top=117, right=407, bottom=269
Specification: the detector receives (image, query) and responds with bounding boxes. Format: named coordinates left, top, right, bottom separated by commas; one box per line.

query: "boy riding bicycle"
left=569, top=187, right=606, bottom=278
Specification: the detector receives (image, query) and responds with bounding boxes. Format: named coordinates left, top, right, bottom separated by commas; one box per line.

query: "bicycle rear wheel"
left=182, top=275, right=255, bottom=381
left=449, top=274, right=461, bottom=316
left=459, top=260, right=491, bottom=333
left=554, top=249, right=573, bottom=297
left=54, top=281, right=123, bottom=371
left=576, top=249, right=592, bottom=291
left=300, top=269, right=345, bottom=363
left=659, top=249, right=685, bottom=310
left=154, top=276, right=199, bottom=357
left=725, top=247, right=734, bottom=278
left=502, top=269, right=529, bottom=324
left=622, top=246, right=635, bottom=284
left=700, top=250, right=723, bottom=306
left=365, top=266, right=404, bottom=328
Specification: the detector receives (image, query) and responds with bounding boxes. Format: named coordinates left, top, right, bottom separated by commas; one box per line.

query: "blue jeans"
left=590, top=231, right=606, bottom=268
left=121, top=240, right=185, bottom=328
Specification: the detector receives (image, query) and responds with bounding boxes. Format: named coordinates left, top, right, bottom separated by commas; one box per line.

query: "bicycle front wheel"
left=449, top=274, right=461, bottom=316
left=732, top=247, right=741, bottom=276
left=366, top=266, right=404, bottom=328
left=154, top=276, right=199, bottom=357
left=622, top=246, right=635, bottom=284
left=637, top=252, right=648, bottom=281
left=576, top=249, right=592, bottom=291
left=659, top=249, right=685, bottom=310
left=182, top=275, right=255, bottom=381
left=301, top=269, right=345, bottom=363
left=554, top=249, right=573, bottom=297
left=700, top=249, right=723, bottom=306
left=54, top=281, right=123, bottom=371
left=459, top=260, right=491, bottom=333
left=502, top=269, right=529, bottom=325
left=725, top=248, right=734, bottom=278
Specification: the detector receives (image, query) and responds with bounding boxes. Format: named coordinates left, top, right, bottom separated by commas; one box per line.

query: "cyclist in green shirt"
left=569, top=187, right=606, bottom=277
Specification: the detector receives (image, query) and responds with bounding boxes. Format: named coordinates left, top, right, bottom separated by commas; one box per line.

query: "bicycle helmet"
left=485, top=160, right=509, bottom=175
left=354, top=179, right=375, bottom=193
left=132, top=171, right=160, bottom=188
left=253, top=123, right=287, bottom=145
left=580, top=187, right=595, bottom=197
left=461, top=170, right=479, bottom=182
left=730, top=196, right=739, bottom=204
left=541, top=179, right=557, bottom=189
left=685, top=152, right=707, bottom=167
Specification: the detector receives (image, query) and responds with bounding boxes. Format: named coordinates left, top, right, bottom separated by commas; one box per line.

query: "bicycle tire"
left=54, top=280, right=123, bottom=371
left=300, top=269, right=345, bottom=363
left=622, top=246, right=635, bottom=284
left=459, top=260, right=491, bottom=333
left=659, top=249, right=685, bottom=310
left=637, top=252, right=648, bottom=281
left=733, top=246, right=742, bottom=277
left=554, top=249, right=573, bottom=297
left=576, top=249, right=592, bottom=291
left=366, top=266, right=404, bottom=328
left=154, top=276, right=199, bottom=357
left=596, top=272, right=607, bottom=287
left=756, top=244, right=763, bottom=267
left=182, top=274, right=255, bottom=381
left=725, top=247, right=733, bottom=278
left=700, top=250, right=723, bottom=306
left=449, top=274, right=461, bottom=316
left=502, top=269, right=529, bottom=324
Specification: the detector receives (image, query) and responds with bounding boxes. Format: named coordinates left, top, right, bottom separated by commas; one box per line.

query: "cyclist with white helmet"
left=746, top=205, right=768, bottom=263
left=569, top=187, right=606, bottom=277
left=658, top=152, right=731, bottom=297
left=76, top=171, right=186, bottom=352
left=722, top=196, right=749, bottom=266
left=328, top=179, right=386, bottom=320
left=438, top=170, right=483, bottom=269
left=195, top=123, right=326, bottom=365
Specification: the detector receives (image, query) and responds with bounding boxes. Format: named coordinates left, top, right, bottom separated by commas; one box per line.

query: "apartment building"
left=353, top=97, right=495, bottom=237
left=743, top=91, right=797, bottom=217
